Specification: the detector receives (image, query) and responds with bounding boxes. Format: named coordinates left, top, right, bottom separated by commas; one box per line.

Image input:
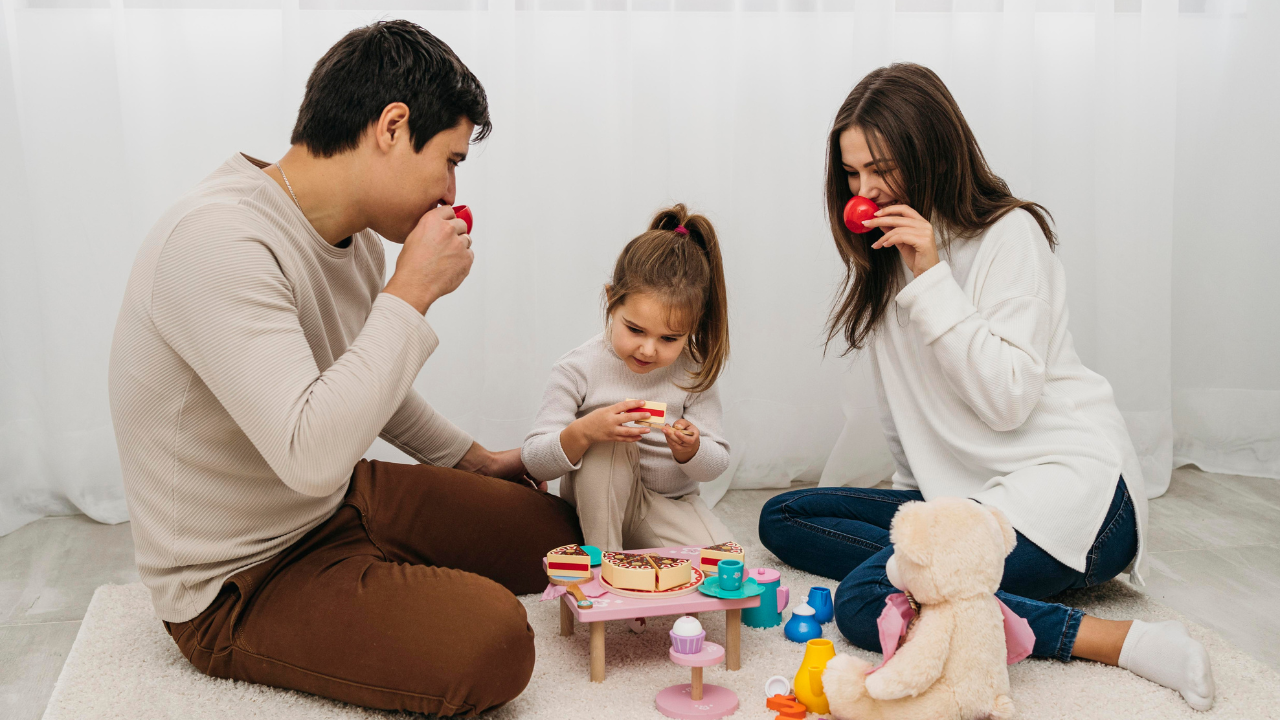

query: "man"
left=108, top=20, right=582, bottom=715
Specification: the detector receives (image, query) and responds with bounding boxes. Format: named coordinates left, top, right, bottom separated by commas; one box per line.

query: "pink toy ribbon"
left=540, top=578, right=608, bottom=602
left=867, top=593, right=1035, bottom=674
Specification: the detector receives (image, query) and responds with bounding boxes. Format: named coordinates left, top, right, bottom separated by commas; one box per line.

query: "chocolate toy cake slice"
left=699, top=541, right=745, bottom=576
left=546, top=544, right=592, bottom=578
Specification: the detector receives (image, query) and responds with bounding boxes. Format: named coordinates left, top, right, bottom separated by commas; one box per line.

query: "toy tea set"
left=543, top=540, right=850, bottom=719
left=545, top=492, right=1035, bottom=720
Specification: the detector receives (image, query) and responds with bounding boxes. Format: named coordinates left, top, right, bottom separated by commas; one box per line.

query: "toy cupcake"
left=669, top=615, right=705, bottom=654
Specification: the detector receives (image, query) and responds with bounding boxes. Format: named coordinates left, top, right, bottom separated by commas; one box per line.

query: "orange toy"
left=767, top=694, right=807, bottom=720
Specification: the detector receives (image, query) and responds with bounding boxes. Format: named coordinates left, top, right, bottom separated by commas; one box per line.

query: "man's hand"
left=384, top=205, right=473, bottom=314
left=456, top=442, right=525, bottom=479
left=559, top=400, right=652, bottom=465
left=454, top=443, right=546, bottom=491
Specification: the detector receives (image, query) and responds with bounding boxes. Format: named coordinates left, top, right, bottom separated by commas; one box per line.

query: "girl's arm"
left=520, top=361, right=652, bottom=480
left=673, top=383, right=731, bottom=482
left=521, top=361, right=590, bottom=482
left=894, top=227, right=1055, bottom=432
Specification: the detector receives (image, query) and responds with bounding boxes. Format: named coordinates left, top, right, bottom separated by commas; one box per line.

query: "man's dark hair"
left=291, top=20, right=491, bottom=157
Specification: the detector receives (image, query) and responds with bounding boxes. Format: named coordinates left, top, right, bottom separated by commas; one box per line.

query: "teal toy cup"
left=718, top=559, right=744, bottom=591
left=742, top=568, right=790, bottom=629
left=580, top=545, right=603, bottom=566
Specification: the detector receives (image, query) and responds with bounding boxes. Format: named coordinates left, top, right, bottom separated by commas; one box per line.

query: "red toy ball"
left=453, top=205, right=473, bottom=235
left=843, top=196, right=879, bottom=234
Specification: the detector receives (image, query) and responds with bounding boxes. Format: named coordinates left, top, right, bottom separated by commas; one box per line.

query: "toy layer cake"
left=624, top=399, right=666, bottom=429
left=699, top=541, right=745, bottom=576
left=602, top=552, right=692, bottom=591
left=546, top=544, right=592, bottom=578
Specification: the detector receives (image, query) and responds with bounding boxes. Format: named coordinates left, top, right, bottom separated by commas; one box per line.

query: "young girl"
left=522, top=205, right=734, bottom=552
left=759, top=63, right=1215, bottom=710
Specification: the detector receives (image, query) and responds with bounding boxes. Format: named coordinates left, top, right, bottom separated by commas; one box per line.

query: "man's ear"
left=375, top=102, right=411, bottom=152
left=889, top=501, right=931, bottom=566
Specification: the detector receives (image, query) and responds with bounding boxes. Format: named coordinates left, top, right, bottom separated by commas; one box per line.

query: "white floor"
left=3, top=465, right=1278, bottom=720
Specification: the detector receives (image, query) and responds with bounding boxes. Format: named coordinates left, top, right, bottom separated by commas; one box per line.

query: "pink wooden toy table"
left=549, top=546, right=761, bottom=683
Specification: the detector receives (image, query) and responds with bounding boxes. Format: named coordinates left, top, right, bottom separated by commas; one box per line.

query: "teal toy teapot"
left=742, top=567, right=790, bottom=629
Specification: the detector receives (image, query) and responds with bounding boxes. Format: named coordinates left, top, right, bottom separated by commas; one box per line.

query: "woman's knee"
left=758, top=490, right=804, bottom=555
left=835, top=568, right=894, bottom=652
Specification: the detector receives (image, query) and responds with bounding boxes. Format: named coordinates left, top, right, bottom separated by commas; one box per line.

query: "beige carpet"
left=44, top=490, right=1280, bottom=720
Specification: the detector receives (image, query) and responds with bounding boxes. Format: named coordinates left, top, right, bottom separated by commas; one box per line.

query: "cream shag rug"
left=44, top=491, right=1280, bottom=720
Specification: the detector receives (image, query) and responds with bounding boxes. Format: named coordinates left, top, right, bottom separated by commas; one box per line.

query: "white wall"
left=1, top=0, right=1275, bottom=537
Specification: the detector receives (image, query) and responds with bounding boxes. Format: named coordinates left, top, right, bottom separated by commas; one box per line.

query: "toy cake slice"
left=699, top=541, right=745, bottom=576
left=602, top=552, right=692, bottom=591
left=624, top=399, right=667, bottom=429
left=546, top=544, right=593, bottom=578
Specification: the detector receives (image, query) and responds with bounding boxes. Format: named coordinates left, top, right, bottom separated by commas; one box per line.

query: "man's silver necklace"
left=277, top=162, right=302, bottom=210
left=278, top=161, right=354, bottom=248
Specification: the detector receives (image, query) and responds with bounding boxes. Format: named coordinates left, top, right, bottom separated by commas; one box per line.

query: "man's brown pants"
left=163, top=460, right=584, bottom=716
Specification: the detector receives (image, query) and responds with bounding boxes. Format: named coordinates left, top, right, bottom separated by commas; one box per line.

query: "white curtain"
left=2, top=0, right=1275, bottom=537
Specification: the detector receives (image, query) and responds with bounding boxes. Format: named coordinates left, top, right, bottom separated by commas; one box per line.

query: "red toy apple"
left=843, top=196, right=879, bottom=234
left=453, top=205, right=473, bottom=234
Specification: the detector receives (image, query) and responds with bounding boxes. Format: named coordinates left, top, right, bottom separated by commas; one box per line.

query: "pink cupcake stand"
left=656, top=641, right=739, bottom=719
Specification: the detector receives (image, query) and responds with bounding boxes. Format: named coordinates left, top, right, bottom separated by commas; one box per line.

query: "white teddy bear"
left=823, top=497, right=1025, bottom=720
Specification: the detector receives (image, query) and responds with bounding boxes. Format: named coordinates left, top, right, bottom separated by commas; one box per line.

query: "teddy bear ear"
left=985, top=505, right=1018, bottom=555
left=889, top=501, right=932, bottom=566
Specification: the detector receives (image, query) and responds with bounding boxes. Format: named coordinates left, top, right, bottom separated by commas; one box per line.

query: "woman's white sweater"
left=873, top=209, right=1148, bottom=578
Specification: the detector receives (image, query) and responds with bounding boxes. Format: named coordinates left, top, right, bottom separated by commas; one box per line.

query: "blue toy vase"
left=808, top=586, right=834, bottom=624
left=783, top=603, right=823, bottom=643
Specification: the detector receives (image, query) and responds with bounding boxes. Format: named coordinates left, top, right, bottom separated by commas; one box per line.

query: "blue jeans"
left=758, top=478, right=1137, bottom=662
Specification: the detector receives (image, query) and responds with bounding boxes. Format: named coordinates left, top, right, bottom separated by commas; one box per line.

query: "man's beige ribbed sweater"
left=108, top=154, right=474, bottom=622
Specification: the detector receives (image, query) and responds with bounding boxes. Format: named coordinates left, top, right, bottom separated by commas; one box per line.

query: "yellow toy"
left=793, top=638, right=836, bottom=714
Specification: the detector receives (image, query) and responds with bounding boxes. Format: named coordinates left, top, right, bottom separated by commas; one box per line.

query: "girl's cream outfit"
left=522, top=333, right=733, bottom=551
left=873, top=208, right=1148, bottom=580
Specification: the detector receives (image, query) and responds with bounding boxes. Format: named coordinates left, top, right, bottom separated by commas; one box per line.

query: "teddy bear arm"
left=864, top=609, right=954, bottom=701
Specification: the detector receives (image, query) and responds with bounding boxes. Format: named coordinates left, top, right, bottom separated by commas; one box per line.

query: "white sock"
left=1118, top=620, right=1215, bottom=711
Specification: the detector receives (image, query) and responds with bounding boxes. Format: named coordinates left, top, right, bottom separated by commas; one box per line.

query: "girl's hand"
left=862, top=205, right=939, bottom=278
left=559, top=400, right=652, bottom=465
left=662, top=419, right=700, bottom=464
left=577, top=399, right=653, bottom=445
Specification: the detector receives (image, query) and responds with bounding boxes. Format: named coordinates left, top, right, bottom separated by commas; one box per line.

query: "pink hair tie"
left=674, top=225, right=689, bottom=235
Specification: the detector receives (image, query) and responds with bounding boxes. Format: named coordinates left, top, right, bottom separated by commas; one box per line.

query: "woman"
left=758, top=63, right=1214, bottom=710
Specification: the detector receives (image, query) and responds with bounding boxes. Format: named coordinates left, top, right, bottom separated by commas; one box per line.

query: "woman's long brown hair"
left=825, top=62, right=1056, bottom=353
left=605, top=204, right=729, bottom=394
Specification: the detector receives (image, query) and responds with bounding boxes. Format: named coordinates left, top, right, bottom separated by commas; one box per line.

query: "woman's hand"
left=862, top=205, right=939, bottom=278
left=662, top=419, right=700, bottom=464
left=559, top=400, right=652, bottom=465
